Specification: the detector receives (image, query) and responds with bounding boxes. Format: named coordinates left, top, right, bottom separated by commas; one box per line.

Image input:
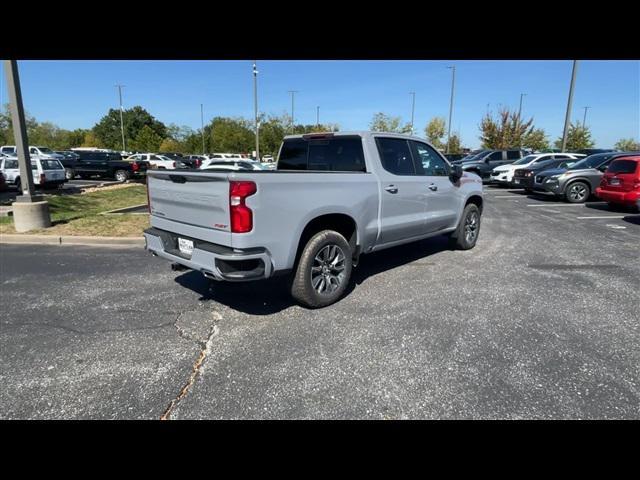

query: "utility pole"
left=446, top=66, right=456, bottom=154
left=4, top=60, right=51, bottom=231
left=409, top=92, right=416, bottom=135
left=253, top=61, right=260, bottom=161
left=582, top=106, right=590, bottom=128
left=200, top=103, right=205, bottom=155
left=115, top=84, right=126, bottom=152
left=518, top=93, right=527, bottom=117
left=288, top=90, right=298, bottom=133
left=316, top=106, right=320, bottom=129
left=561, top=60, right=579, bottom=152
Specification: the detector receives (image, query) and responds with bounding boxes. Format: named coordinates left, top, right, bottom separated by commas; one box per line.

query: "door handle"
left=428, top=183, right=438, bottom=191
left=384, top=185, right=398, bottom=194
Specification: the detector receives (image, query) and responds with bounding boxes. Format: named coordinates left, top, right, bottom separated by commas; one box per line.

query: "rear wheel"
left=565, top=181, right=590, bottom=203
left=291, top=230, right=353, bottom=308
left=114, top=169, right=130, bottom=182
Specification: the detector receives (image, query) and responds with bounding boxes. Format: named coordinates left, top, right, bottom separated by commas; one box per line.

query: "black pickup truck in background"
left=62, top=150, right=149, bottom=182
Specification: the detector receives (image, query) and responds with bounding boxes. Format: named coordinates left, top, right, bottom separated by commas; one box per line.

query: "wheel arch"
left=293, top=213, right=359, bottom=269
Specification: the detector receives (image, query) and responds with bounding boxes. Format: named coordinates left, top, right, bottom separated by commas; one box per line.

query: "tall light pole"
left=582, top=106, right=590, bottom=128
left=518, top=93, right=527, bottom=117
left=115, top=84, right=126, bottom=152
left=200, top=104, right=205, bottom=155
left=253, top=61, right=259, bottom=161
left=409, top=92, right=416, bottom=135
left=288, top=90, right=298, bottom=133
left=316, top=106, right=320, bottom=129
left=561, top=60, right=579, bottom=152
left=446, top=66, right=456, bottom=153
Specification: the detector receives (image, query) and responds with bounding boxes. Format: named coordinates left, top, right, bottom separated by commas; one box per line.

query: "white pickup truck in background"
left=144, top=131, right=484, bottom=308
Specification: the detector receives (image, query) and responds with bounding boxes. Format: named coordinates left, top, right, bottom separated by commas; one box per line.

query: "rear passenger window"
left=506, top=150, right=521, bottom=160
left=607, top=160, right=639, bottom=174
left=376, top=138, right=415, bottom=175
left=487, top=151, right=503, bottom=160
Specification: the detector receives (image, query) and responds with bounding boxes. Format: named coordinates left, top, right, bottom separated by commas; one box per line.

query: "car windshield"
left=512, top=155, right=538, bottom=165
left=568, top=154, right=613, bottom=170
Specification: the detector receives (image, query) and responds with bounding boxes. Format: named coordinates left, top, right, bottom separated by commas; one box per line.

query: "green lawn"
left=0, top=184, right=149, bottom=236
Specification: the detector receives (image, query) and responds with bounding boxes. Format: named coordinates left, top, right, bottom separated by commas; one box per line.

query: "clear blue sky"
left=2, top=60, right=638, bottom=149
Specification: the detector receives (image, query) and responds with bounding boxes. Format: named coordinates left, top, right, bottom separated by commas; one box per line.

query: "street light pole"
left=115, top=84, right=126, bottom=152
left=561, top=60, right=579, bottom=152
left=4, top=60, right=51, bottom=231
left=409, top=92, right=416, bottom=135
left=288, top=90, right=298, bottom=133
left=446, top=66, right=456, bottom=153
left=253, top=61, right=260, bottom=161
left=200, top=103, right=205, bottom=155
left=518, top=93, right=527, bottom=117
left=316, top=106, right=320, bottom=129
left=582, top=106, right=590, bottom=128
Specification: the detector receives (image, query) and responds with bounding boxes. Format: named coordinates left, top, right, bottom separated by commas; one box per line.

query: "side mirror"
left=450, top=164, right=463, bottom=182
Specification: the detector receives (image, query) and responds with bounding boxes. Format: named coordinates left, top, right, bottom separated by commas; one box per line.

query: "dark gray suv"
left=536, top=152, right=624, bottom=203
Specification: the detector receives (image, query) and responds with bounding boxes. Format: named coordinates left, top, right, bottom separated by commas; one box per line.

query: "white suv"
left=126, top=153, right=185, bottom=170
left=0, top=145, right=65, bottom=162
left=0, top=156, right=67, bottom=190
left=490, top=153, right=585, bottom=186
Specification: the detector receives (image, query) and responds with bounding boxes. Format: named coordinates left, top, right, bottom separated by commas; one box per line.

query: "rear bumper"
left=595, top=188, right=640, bottom=206
left=144, top=227, right=273, bottom=282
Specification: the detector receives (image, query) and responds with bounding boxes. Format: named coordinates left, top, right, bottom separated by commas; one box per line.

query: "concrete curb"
left=1, top=234, right=145, bottom=247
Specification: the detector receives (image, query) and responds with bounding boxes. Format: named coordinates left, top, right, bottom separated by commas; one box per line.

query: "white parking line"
left=576, top=215, right=627, bottom=219
left=494, top=195, right=522, bottom=198
left=527, top=203, right=584, bottom=207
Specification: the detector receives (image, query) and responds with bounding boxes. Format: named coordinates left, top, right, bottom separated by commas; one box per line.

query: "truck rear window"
left=278, top=137, right=366, bottom=172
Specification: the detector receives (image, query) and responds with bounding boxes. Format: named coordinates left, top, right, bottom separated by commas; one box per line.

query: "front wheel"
left=291, top=230, right=353, bottom=308
left=449, top=203, right=481, bottom=250
left=565, top=181, right=590, bottom=203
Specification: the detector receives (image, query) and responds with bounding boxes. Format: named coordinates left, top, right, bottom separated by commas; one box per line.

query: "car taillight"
left=229, top=181, right=257, bottom=233
left=173, top=161, right=176, bottom=168
left=132, top=161, right=139, bottom=172
left=195, top=159, right=201, bottom=168
left=633, top=180, right=640, bottom=191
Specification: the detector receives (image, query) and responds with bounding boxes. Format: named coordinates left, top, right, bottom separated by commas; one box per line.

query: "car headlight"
left=548, top=174, right=563, bottom=180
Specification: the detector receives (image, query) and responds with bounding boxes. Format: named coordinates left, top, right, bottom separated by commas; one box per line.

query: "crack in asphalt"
left=160, top=312, right=221, bottom=420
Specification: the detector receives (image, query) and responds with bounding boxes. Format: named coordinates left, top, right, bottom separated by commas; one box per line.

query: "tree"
left=206, top=117, right=255, bottom=154
left=369, top=112, right=412, bottom=133
left=425, top=117, right=446, bottom=150
left=159, top=137, right=182, bottom=152
left=479, top=108, right=534, bottom=149
left=81, top=131, right=104, bottom=148
left=523, top=128, right=549, bottom=152
left=92, top=106, right=167, bottom=150
left=130, top=125, right=163, bottom=152
left=554, top=123, right=594, bottom=151
left=614, top=138, right=640, bottom=151
left=447, top=133, right=463, bottom=154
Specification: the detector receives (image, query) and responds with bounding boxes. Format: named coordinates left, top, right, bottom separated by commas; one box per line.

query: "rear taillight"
left=633, top=181, right=640, bottom=191
left=229, top=181, right=257, bottom=233
left=195, top=159, right=201, bottom=168
left=132, top=161, right=139, bottom=172
left=173, top=161, right=176, bottom=168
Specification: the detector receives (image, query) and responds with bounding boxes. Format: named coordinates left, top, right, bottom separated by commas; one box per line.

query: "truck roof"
left=283, top=131, right=431, bottom=142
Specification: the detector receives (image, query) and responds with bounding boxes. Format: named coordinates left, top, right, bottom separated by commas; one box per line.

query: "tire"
left=449, top=203, right=481, bottom=250
left=565, top=181, right=590, bottom=203
left=291, top=230, right=353, bottom=308
left=14, top=177, right=21, bottom=191
left=65, top=168, right=75, bottom=180
left=114, top=169, right=130, bottom=183
left=524, top=188, right=533, bottom=194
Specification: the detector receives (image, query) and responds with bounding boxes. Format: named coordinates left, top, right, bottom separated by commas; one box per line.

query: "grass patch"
left=0, top=184, right=149, bottom=237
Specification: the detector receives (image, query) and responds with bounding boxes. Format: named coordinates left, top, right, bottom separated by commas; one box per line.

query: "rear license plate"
left=514, top=179, right=520, bottom=184
left=610, top=178, right=620, bottom=185
left=178, top=238, right=194, bottom=256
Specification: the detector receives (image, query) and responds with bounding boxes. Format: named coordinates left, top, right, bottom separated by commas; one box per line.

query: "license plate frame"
left=178, top=237, right=194, bottom=256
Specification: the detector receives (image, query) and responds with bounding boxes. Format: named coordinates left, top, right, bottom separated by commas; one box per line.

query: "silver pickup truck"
left=144, top=131, right=484, bottom=308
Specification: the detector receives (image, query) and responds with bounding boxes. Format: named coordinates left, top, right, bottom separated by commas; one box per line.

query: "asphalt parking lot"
left=1, top=185, right=639, bottom=419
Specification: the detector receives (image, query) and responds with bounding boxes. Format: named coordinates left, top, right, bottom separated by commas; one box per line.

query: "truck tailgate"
left=147, top=170, right=232, bottom=245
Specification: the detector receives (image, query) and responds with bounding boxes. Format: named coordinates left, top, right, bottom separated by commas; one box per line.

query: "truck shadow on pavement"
left=174, top=234, right=454, bottom=315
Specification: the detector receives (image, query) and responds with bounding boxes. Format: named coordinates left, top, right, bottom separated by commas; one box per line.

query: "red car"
left=595, top=155, right=640, bottom=210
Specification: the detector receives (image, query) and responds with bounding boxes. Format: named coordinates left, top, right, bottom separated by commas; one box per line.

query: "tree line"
left=1, top=104, right=637, bottom=157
